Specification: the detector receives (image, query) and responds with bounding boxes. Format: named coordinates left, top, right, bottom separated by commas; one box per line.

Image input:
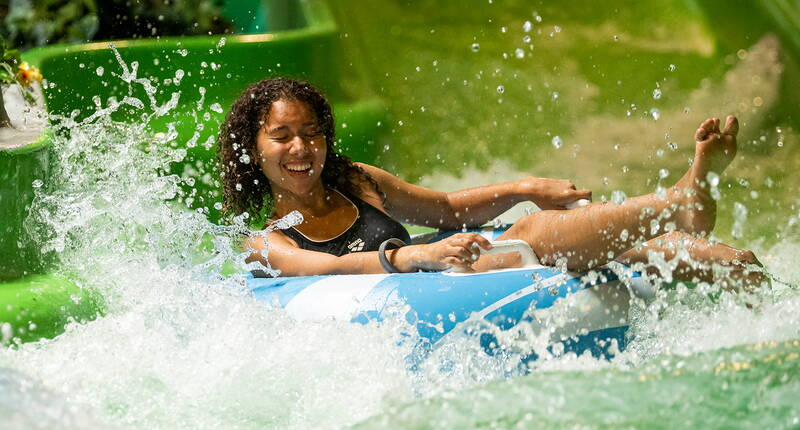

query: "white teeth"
left=285, top=163, right=311, bottom=172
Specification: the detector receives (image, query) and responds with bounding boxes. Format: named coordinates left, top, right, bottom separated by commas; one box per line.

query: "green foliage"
left=1, top=0, right=232, bottom=50
left=93, top=0, right=232, bottom=40
left=2, top=0, right=99, bottom=50
left=0, top=34, right=21, bottom=85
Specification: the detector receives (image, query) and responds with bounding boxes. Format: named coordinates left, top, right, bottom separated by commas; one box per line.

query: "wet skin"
left=248, top=105, right=762, bottom=287
left=255, top=99, right=357, bottom=241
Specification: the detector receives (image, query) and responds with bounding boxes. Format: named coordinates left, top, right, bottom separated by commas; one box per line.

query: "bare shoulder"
left=351, top=162, right=390, bottom=209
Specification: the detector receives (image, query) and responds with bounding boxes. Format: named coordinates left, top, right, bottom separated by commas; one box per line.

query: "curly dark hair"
left=217, top=77, right=382, bottom=222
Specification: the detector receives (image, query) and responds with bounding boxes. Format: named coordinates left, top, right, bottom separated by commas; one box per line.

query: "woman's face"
left=254, top=98, right=327, bottom=197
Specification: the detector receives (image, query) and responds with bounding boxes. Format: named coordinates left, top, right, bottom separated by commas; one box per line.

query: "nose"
left=287, top=135, right=308, bottom=155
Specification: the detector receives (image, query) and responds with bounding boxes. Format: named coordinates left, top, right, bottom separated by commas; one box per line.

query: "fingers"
left=446, top=233, right=492, bottom=265
left=470, top=234, right=493, bottom=251
left=573, top=189, right=592, bottom=201
left=723, top=115, right=739, bottom=137
left=444, top=256, right=474, bottom=272
left=448, top=243, right=477, bottom=261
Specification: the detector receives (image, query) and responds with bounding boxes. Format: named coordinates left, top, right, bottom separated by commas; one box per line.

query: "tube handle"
left=565, top=199, right=591, bottom=210
left=480, top=239, right=539, bottom=267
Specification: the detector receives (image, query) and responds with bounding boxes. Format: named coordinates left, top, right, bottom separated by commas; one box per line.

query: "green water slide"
left=1, top=0, right=386, bottom=344
left=3, top=0, right=800, bottom=346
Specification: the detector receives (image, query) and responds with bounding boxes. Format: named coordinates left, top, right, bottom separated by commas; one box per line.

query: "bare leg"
left=496, top=116, right=739, bottom=271
left=615, top=231, right=763, bottom=285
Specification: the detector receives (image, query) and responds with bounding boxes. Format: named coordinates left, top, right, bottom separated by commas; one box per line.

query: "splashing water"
left=1, top=47, right=418, bottom=430
left=1, top=45, right=800, bottom=430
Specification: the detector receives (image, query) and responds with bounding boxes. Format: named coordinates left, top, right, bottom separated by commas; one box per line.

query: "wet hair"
left=217, top=77, right=383, bottom=222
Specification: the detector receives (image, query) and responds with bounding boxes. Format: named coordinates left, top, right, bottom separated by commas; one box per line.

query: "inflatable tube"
left=246, top=227, right=654, bottom=361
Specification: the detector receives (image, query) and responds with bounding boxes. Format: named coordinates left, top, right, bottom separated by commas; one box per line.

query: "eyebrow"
left=267, top=125, right=288, bottom=133
left=266, top=122, right=319, bottom=133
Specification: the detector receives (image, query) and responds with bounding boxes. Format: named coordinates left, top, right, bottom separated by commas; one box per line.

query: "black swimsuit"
left=281, top=191, right=411, bottom=256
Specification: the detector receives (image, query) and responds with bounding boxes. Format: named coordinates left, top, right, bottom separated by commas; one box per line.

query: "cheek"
left=313, top=141, right=327, bottom=161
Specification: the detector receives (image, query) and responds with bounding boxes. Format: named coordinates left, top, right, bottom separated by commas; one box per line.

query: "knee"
left=735, top=249, right=760, bottom=266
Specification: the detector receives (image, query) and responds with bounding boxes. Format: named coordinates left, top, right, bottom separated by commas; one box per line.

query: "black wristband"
left=378, top=238, right=407, bottom=273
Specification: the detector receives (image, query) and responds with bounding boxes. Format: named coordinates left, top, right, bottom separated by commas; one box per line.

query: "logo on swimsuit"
left=347, top=238, right=365, bottom=252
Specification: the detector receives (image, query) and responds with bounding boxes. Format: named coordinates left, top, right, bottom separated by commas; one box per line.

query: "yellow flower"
left=16, top=62, right=43, bottom=87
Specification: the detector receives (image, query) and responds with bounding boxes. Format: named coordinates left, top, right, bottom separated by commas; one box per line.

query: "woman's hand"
left=397, top=233, right=493, bottom=272
left=516, top=176, right=592, bottom=210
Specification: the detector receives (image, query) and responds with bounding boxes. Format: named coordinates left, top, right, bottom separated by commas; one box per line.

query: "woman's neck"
left=271, top=182, right=335, bottom=218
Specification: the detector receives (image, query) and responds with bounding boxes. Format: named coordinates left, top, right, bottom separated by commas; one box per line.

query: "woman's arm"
left=246, top=230, right=493, bottom=276
left=357, top=163, right=591, bottom=230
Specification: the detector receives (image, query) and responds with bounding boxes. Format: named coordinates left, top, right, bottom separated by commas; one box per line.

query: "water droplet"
left=31, top=179, right=43, bottom=188
left=668, top=64, right=676, bottom=72
left=210, top=103, right=223, bottom=113
left=174, top=69, right=185, bottom=85
left=668, top=141, right=678, bottom=150
left=659, top=168, right=669, bottom=179
left=551, top=136, right=563, bottom=149
left=500, top=26, right=507, bottom=33
left=551, top=91, right=559, bottom=100
left=522, top=35, right=532, bottom=44
left=523, top=20, right=532, bottom=32
left=235, top=183, right=242, bottom=191
left=96, top=66, right=104, bottom=76
left=731, top=202, right=748, bottom=239
left=612, top=35, right=619, bottom=41
left=239, top=154, right=251, bottom=164
left=611, top=190, right=627, bottom=205
left=515, top=48, right=525, bottom=59
left=496, top=85, right=505, bottom=94
left=471, top=43, right=480, bottom=52
left=707, top=172, right=721, bottom=200
left=650, top=108, right=660, bottom=120
left=707, top=172, right=720, bottom=187
left=652, top=88, right=662, bottom=100
left=213, top=202, right=223, bottom=210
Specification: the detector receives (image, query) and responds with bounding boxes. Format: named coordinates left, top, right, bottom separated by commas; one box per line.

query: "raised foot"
left=673, top=115, right=739, bottom=236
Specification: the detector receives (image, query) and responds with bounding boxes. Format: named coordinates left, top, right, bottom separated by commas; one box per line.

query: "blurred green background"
left=327, top=0, right=800, bottom=247
left=3, top=0, right=799, bottom=248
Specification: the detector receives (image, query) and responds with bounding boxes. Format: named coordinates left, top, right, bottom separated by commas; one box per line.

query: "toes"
left=695, top=118, right=716, bottom=141
left=713, top=118, right=721, bottom=134
left=723, top=115, right=739, bottom=136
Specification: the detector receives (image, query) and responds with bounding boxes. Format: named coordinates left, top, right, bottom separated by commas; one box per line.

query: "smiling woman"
left=217, top=77, right=763, bottom=287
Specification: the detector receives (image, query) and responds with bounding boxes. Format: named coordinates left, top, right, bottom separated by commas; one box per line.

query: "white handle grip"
left=480, top=239, right=539, bottom=267
left=565, top=199, right=591, bottom=210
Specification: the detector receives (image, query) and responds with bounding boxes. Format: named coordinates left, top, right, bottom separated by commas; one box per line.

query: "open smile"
left=283, top=161, right=314, bottom=176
